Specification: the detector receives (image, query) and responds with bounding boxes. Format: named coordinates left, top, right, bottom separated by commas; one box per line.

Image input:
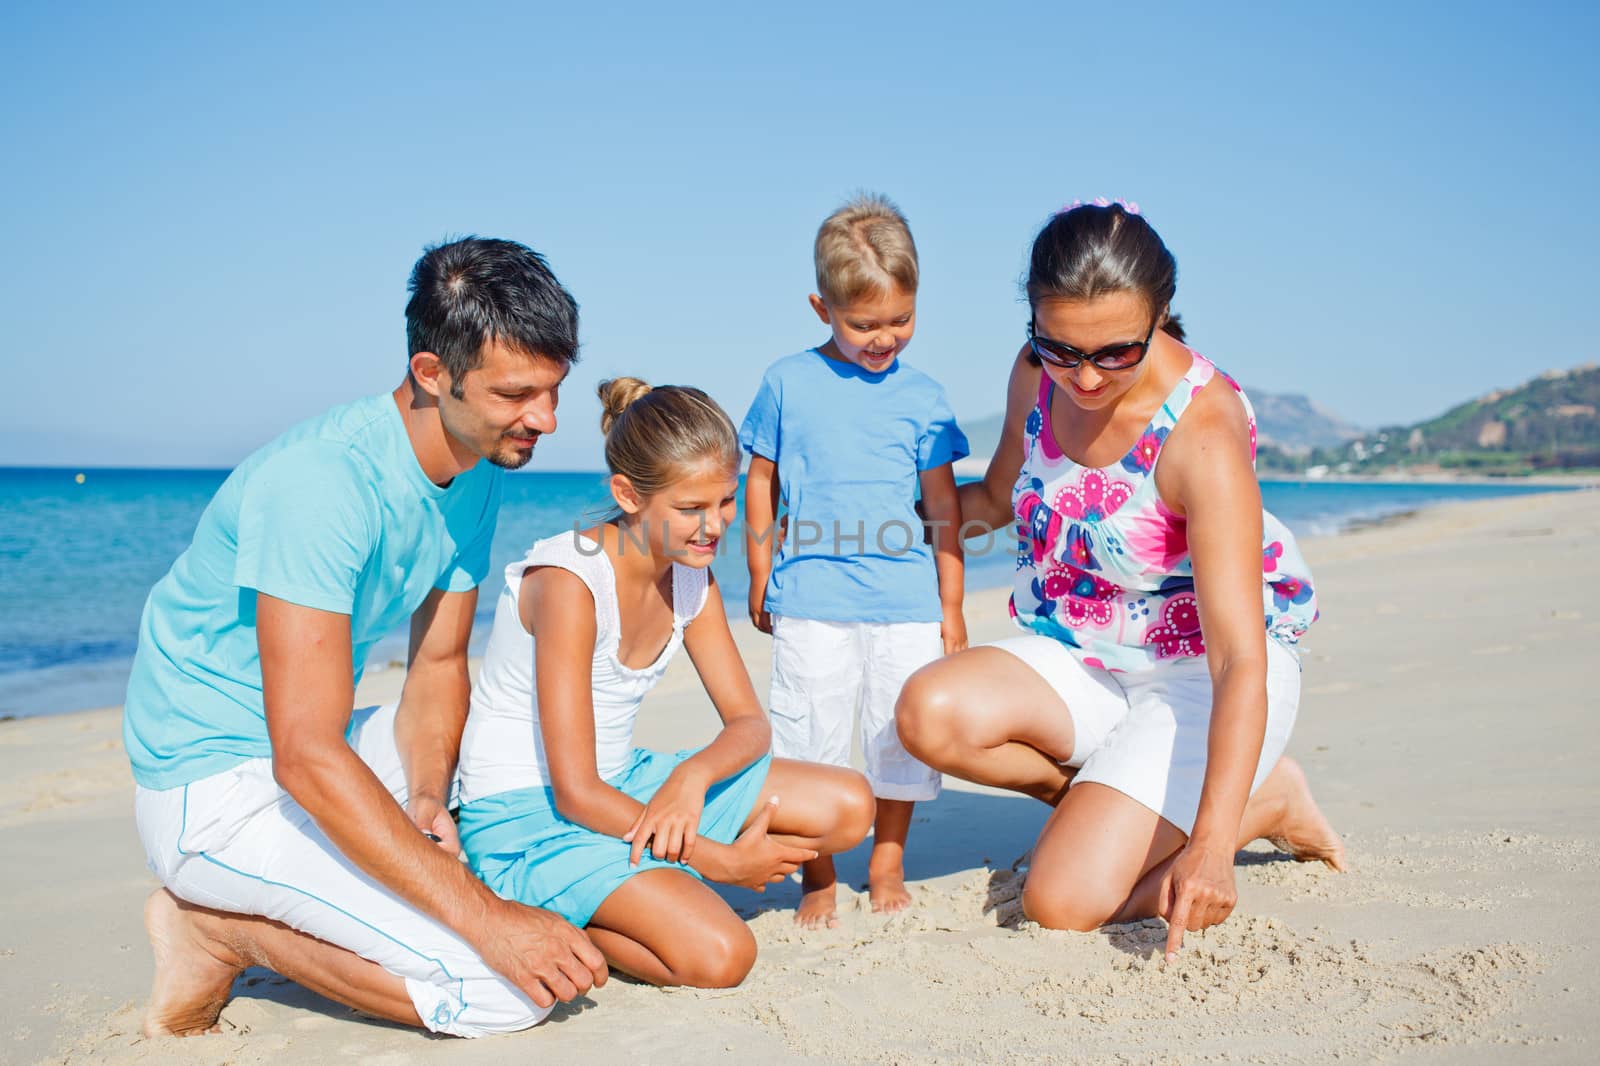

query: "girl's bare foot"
left=143, top=889, right=246, bottom=1037
left=795, top=855, right=840, bottom=928
left=1256, top=757, right=1347, bottom=871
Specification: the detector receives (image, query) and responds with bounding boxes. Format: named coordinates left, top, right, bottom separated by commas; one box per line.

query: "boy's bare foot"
left=1256, top=757, right=1347, bottom=871
left=795, top=856, right=840, bottom=929
left=143, top=889, right=246, bottom=1037
left=867, top=871, right=912, bottom=914
left=867, top=801, right=916, bottom=914
left=796, top=884, right=839, bottom=929
left=867, top=838, right=913, bottom=913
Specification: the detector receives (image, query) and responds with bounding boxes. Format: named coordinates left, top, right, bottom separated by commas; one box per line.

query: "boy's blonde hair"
left=813, top=192, right=919, bottom=306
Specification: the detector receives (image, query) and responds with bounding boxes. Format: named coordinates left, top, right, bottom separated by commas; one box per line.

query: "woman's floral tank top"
left=1010, top=350, right=1318, bottom=673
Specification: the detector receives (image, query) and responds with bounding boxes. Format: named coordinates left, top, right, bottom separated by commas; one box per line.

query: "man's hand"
left=407, top=792, right=461, bottom=856
left=477, top=899, right=609, bottom=1009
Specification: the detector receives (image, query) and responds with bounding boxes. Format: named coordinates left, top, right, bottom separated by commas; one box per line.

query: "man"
left=123, top=237, right=608, bottom=1039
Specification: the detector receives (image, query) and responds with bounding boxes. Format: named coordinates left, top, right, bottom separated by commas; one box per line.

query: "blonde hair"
left=813, top=192, right=919, bottom=306
left=596, top=377, right=740, bottom=503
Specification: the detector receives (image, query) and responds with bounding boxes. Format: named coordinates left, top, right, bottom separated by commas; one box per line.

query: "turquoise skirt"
left=458, top=748, right=773, bottom=927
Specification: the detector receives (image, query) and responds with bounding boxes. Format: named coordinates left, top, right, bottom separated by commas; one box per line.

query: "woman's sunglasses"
left=1027, top=317, right=1158, bottom=371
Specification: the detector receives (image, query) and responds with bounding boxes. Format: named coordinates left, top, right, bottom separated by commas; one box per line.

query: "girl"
left=896, top=201, right=1345, bottom=961
left=457, top=378, right=874, bottom=988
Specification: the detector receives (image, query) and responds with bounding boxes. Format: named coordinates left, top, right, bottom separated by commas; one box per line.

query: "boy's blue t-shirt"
left=123, top=393, right=504, bottom=790
left=739, top=349, right=968, bottom=624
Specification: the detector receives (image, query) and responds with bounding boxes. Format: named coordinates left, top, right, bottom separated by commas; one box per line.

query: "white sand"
left=5, top=488, right=1598, bottom=1064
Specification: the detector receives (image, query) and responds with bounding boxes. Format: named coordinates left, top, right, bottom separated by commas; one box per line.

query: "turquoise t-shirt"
left=123, top=393, right=504, bottom=790
left=738, top=349, right=968, bottom=623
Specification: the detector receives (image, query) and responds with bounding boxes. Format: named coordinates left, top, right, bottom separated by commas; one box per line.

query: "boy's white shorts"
left=769, top=616, right=943, bottom=801
left=134, top=702, right=546, bottom=1038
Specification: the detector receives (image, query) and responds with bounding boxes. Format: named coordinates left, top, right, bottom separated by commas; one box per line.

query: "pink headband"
left=1059, top=196, right=1141, bottom=215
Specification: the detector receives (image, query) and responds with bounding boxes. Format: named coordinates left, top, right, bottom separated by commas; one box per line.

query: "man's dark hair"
left=405, top=237, right=580, bottom=398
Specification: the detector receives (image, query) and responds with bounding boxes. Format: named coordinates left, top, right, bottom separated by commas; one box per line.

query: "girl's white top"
left=457, top=531, right=710, bottom=805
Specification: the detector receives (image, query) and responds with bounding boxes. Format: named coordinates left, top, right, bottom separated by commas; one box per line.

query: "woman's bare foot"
left=795, top=857, right=840, bottom=929
left=867, top=847, right=913, bottom=914
left=1254, top=757, right=1347, bottom=871
left=143, top=889, right=246, bottom=1037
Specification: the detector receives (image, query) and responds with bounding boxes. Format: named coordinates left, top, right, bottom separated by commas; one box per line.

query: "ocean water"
left=0, top=466, right=1570, bottom=719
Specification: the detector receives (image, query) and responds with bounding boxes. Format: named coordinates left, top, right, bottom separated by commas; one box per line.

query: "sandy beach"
left=5, top=488, right=1598, bottom=1065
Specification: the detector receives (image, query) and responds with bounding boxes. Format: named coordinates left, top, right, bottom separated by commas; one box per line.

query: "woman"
left=896, top=200, right=1344, bottom=959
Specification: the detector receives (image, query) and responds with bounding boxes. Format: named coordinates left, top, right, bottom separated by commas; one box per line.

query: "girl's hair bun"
left=597, top=376, right=652, bottom=435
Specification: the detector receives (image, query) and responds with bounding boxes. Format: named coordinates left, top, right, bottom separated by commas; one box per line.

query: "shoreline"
left=3, top=485, right=1590, bottom=725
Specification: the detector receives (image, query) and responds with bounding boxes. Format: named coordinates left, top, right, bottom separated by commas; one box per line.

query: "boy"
left=740, top=193, right=968, bottom=928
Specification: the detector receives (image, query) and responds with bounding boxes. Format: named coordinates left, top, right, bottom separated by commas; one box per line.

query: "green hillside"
left=1260, top=363, right=1600, bottom=475
left=1410, top=364, right=1600, bottom=453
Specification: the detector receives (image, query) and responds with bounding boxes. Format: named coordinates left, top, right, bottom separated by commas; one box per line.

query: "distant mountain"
left=955, top=387, right=1361, bottom=462
left=1269, top=363, right=1600, bottom=475
left=1405, top=363, right=1600, bottom=455
left=1244, top=390, right=1364, bottom=454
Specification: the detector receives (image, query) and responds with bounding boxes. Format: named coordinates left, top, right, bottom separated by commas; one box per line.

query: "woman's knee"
left=894, top=665, right=962, bottom=763
left=1019, top=867, right=1125, bottom=932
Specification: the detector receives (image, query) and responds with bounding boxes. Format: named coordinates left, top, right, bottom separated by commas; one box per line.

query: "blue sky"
left=3, top=1, right=1596, bottom=470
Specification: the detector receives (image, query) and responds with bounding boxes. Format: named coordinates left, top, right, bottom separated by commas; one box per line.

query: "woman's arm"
left=743, top=455, right=780, bottom=633
left=958, top=346, right=1040, bottom=532
left=1153, top=379, right=1270, bottom=958
left=919, top=462, right=967, bottom=654
left=522, top=566, right=649, bottom=839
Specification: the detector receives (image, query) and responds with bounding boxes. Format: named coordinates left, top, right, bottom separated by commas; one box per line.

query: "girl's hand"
left=624, top=764, right=708, bottom=865
left=712, top=798, right=817, bottom=890
left=407, top=792, right=461, bottom=856
left=941, top=604, right=968, bottom=655
left=1158, top=840, right=1238, bottom=961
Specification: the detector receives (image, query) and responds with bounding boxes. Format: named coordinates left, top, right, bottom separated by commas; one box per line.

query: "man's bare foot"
left=143, top=889, right=246, bottom=1037
left=1257, top=757, right=1347, bottom=871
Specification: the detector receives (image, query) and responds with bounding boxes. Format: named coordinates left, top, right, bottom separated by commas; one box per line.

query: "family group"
left=124, top=196, right=1345, bottom=1039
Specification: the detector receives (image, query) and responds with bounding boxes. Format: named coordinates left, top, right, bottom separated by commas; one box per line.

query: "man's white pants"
left=768, top=616, right=943, bottom=801
left=134, top=702, right=545, bottom=1038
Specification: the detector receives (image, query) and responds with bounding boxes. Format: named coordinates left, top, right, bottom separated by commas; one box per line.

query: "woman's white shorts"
left=986, top=636, right=1302, bottom=834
